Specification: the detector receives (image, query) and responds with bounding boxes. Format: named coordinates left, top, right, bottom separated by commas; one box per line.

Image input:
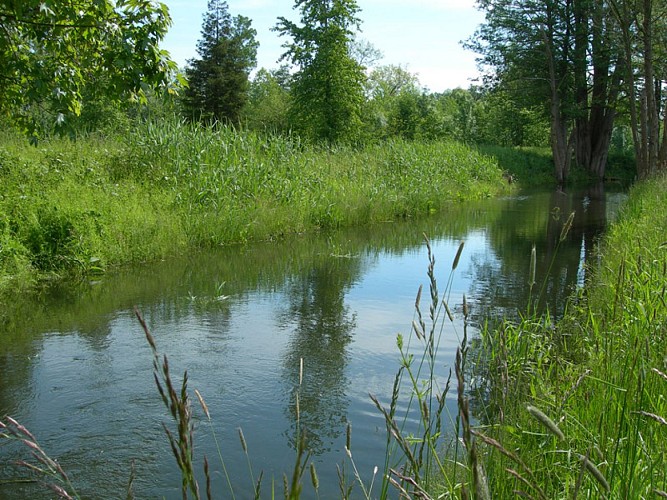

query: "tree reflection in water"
left=469, top=183, right=616, bottom=325
left=278, top=254, right=362, bottom=454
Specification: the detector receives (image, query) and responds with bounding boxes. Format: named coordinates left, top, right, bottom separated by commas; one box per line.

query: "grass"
left=0, top=119, right=509, bottom=296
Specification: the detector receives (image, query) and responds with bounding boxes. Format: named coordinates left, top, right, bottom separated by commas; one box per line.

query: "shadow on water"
left=0, top=184, right=626, bottom=498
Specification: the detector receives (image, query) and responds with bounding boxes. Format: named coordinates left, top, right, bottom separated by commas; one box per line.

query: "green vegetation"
left=464, top=173, right=667, bottom=497
left=0, top=119, right=508, bottom=294
left=3, top=0, right=665, bottom=497
left=469, top=0, right=667, bottom=181
left=0, top=0, right=178, bottom=139
left=275, top=0, right=366, bottom=143
left=3, top=170, right=666, bottom=497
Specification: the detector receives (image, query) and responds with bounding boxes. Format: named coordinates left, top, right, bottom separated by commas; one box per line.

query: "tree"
left=610, top=0, right=667, bottom=178
left=275, top=0, right=366, bottom=143
left=362, top=64, right=420, bottom=139
left=182, top=0, right=258, bottom=124
left=470, top=0, right=624, bottom=184
left=473, top=87, right=549, bottom=147
left=0, top=0, right=178, bottom=138
left=243, top=66, right=292, bottom=133
left=349, top=36, right=383, bottom=68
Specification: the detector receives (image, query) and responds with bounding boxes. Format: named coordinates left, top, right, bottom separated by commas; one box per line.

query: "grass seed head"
left=452, top=240, right=465, bottom=270
left=526, top=405, right=564, bottom=440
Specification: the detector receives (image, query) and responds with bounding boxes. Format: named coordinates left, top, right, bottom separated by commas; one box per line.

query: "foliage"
left=243, top=66, right=292, bottom=133
left=469, top=0, right=624, bottom=182
left=0, top=0, right=178, bottom=139
left=473, top=87, right=549, bottom=147
left=275, top=0, right=366, bottom=143
left=610, top=0, right=667, bottom=177
left=182, top=0, right=258, bottom=124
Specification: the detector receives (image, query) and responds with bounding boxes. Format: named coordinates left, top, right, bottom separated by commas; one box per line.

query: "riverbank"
left=468, top=173, right=667, bottom=497
left=0, top=120, right=509, bottom=295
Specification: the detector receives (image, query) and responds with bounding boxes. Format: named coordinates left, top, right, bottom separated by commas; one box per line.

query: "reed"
left=135, top=307, right=200, bottom=499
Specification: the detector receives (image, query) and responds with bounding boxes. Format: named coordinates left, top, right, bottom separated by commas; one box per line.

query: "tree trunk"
left=643, top=0, right=660, bottom=177
left=574, top=0, right=619, bottom=180
left=660, top=87, right=667, bottom=169
left=543, top=23, right=572, bottom=186
left=573, top=0, right=591, bottom=171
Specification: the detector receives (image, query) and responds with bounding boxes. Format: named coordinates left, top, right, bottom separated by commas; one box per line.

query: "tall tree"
left=183, top=0, right=258, bottom=124
left=275, top=0, right=366, bottom=143
left=470, top=0, right=624, bottom=183
left=0, top=0, right=177, bottom=138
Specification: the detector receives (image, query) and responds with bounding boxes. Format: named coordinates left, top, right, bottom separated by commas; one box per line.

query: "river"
left=0, top=185, right=626, bottom=498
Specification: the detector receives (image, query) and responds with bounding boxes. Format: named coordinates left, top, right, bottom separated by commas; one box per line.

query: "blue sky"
left=160, top=0, right=485, bottom=93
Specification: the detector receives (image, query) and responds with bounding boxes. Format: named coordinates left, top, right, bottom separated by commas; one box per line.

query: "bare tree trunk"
left=643, top=0, right=660, bottom=177
left=660, top=88, right=667, bottom=169
left=573, top=0, right=591, bottom=171
left=551, top=109, right=573, bottom=186
left=573, top=0, right=620, bottom=180
left=609, top=0, right=658, bottom=178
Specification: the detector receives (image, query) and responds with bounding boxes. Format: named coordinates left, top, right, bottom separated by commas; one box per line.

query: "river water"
left=0, top=186, right=626, bottom=499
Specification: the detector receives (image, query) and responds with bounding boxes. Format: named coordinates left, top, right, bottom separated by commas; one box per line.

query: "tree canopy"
left=0, top=0, right=178, bottom=138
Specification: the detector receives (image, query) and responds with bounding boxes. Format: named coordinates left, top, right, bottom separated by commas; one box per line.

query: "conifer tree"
left=183, top=0, right=258, bottom=124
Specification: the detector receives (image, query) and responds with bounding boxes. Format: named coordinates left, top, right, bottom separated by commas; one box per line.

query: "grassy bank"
left=0, top=119, right=508, bottom=295
left=466, top=173, right=667, bottom=498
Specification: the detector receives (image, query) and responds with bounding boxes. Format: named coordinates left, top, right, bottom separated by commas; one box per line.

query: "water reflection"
left=469, top=183, right=624, bottom=325
left=279, top=256, right=361, bottom=452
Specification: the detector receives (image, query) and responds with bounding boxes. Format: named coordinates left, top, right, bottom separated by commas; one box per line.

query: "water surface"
left=0, top=185, right=626, bottom=498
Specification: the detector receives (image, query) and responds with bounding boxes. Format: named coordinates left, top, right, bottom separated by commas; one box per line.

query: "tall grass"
left=470, top=173, right=667, bottom=497
left=0, top=119, right=508, bottom=295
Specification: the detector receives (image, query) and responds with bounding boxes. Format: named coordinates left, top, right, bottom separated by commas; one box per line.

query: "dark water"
left=0, top=185, right=626, bottom=499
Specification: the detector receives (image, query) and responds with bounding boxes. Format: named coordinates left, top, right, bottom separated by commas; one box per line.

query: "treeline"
left=1, top=0, right=662, bottom=183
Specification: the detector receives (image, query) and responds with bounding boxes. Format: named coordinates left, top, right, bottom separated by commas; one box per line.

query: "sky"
left=160, top=0, right=486, bottom=93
